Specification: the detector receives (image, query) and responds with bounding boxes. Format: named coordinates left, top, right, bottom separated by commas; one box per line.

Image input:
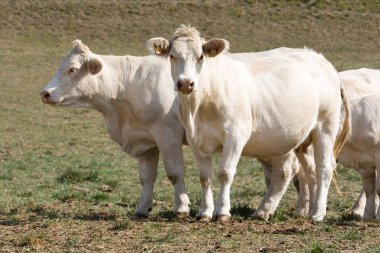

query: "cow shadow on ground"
left=149, top=203, right=257, bottom=222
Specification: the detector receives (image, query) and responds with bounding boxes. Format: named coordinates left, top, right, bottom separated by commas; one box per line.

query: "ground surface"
left=1, top=0, right=380, bottom=252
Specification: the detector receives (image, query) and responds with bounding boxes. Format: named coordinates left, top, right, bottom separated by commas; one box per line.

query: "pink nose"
left=177, top=79, right=194, bottom=93
left=40, top=90, right=51, bottom=103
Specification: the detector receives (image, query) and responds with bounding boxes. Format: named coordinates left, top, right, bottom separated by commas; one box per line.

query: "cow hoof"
left=134, top=212, right=148, bottom=219
left=175, top=212, right=190, bottom=220
left=216, top=215, right=230, bottom=224
left=296, top=209, right=308, bottom=217
left=197, top=215, right=212, bottom=223
left=351, top=211, right=364, bottom=219
left=310, top=214, right=325, bottom=222
left=252, top=211, right=269, bottom=221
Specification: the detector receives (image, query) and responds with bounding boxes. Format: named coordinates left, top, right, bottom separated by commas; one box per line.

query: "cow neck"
left=178, top=76, right=214, bottom=140
left=88, top=55, right=143, bottom=145
left=91, top=54, right=140, bottom=115
left=179, top=91, right=201, bottom=139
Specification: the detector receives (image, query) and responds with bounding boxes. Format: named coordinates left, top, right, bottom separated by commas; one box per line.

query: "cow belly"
left=242, top=136, right=300, bottom=158
left=338, top=146, right=377, bottom=170
left=242, top=124, right=313, bottom=158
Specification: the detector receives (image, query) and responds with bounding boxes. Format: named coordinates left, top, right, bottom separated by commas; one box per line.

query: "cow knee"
left=275, top=167, right=292, bottom=182
left=167, top=174, right=178, bottom=185
left=218, top=172, right=228, bottom=183
left=218, top=170, right=234, bottom=184
left=199, top=176, right=211, bottom=188
left=376, top=187, right=380, bottom=197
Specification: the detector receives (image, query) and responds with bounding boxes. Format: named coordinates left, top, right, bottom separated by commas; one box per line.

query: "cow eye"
left=170, top=54, right=175, bottom=60
left=198, top=55, right=204, bottom=61
left=69, top=67, right=78, bottom=74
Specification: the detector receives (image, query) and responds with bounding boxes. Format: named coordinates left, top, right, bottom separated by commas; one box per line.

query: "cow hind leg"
left=310, top=122, right=338, bottom=222
left=375, top=156, right=380, bottom=220
left=295, top=147, right=316, bottom=216
left=253, top=152, right=295, bottom=221
left=260, top=160, right=273, bottom=190
left=135, top=149, right=159, bottom=218
left=351, top=190, right=366, bottom=218
left=295, top=163, right=310, bottom=217
left=358, top=168, right=376, bottom=220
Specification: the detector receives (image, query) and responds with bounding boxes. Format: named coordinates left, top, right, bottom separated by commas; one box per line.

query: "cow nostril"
left=177, top=81, right=182, bottom=89
left=190, top=82, right=194, bottom=87
left=40, top=91, right=50, bottom=99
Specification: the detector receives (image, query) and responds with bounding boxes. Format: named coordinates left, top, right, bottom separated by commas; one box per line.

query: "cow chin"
left=178, top=86, right=196, bottom=94
left=58, top=97, right=92, bottom=108
left=178, top=90, right=195, bottom=95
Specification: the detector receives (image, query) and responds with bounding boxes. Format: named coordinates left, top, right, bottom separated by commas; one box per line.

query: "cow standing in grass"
left=40, top=40, right=190, bottom=219
left=148, top=25, right=350, bottom=222
left=298, top=68, right=380, bottom=220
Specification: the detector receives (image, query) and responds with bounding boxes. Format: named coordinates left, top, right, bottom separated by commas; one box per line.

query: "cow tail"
left=331, top=87, right=352, bottom=196
left=333, top=87, right=351, bottom=158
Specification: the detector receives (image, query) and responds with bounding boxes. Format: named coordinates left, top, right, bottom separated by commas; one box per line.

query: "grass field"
left=1, top=0, right=380, bottom=252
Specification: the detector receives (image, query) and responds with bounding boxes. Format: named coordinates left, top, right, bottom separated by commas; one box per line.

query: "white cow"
left=230, top=47, right=321, bottom=217
left=40, top=40, right=190, bottom=219
left=340, top=68, right=380, bottom=100
left=339, top=95, right=380, bottom=219
left=298, top=68, right=380, bottom=220
left=147, top=25, right=350, bottom=222
left=340, top=69, right=380, bottom=219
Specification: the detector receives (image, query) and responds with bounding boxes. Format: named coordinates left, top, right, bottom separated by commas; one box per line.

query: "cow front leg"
left=161, top=151, right=190, bottom=219
left=193, top=151, right=214, bottom=222
left=213, top=136, right=246, bottom=223
left=135, top=149, right=159, bottom=218
left=152, top=125, right=191, bottom=219
left=253, top=152, right=295, bottom=221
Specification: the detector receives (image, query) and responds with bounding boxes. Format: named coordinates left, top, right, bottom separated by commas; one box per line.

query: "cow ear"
left=87, top=58, right=102, bottom=75
left=146, top=37, right=170, bottom=56
left=202, top=38, right=230, bottom=57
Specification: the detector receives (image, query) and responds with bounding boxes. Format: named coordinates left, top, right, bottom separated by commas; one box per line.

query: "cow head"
left=147, top=25, right=229, bottom=94
left=40, top=40, right=102, bottom=107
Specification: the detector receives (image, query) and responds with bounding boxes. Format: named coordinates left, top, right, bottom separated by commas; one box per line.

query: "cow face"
left=147, top=25, right=229, bottom=94
left=40, top=40, right=102, bottom=107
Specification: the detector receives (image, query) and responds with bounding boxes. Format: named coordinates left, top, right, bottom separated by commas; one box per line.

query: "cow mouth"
left=43, top=100, right=59, bottom=105
left=178, top=87, right=195, bottom=94
left=178, top=90, right=195, bottom=95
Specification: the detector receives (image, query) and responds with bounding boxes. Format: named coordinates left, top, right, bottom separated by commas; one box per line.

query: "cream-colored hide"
left=148, top=25, right=350, bottom=222
left=40, top=40, right=190, bottom=219
left=299, top=69, right=380, bottom=220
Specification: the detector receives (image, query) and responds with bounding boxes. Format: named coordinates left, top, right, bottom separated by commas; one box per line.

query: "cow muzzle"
left=40, top=90, right=55, bottom=104
left=177, top=79, right=195, bottom=93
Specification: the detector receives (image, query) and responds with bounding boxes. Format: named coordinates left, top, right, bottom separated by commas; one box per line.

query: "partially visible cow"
left=338, top=95, right=380, bottom=219
left=340, top=68, right=380, bottom=219
left=340, top=68, right=380, bottom=100
left=147, top=25, right=350, bottom=222
left=40, top=40, right=190, bottom=219
left=298, top=68, right=380, bottom=220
